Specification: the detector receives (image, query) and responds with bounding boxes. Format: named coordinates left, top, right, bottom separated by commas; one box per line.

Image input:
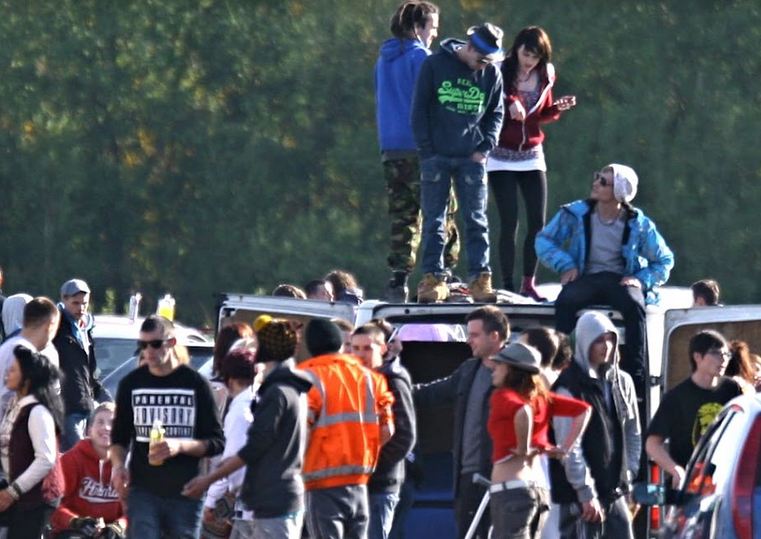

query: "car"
left=92, top=314, right=214, bottom=396
left=636, top=392, right=761, bottom=539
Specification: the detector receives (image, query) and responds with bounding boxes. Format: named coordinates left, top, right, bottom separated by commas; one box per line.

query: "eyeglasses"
left=594, top=171, right=611, bottom=186
left=136, top=339, right=168, bottom=350
left=707, top=349, right=732, bottom=361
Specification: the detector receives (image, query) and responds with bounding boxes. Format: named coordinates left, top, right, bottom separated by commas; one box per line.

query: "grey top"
left=586, top=210, right=625, bottom=275
left=460, top=363, right=492, bottom=474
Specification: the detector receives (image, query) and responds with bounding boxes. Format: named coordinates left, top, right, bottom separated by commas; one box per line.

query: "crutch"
left=464, top=473, right=493, bottom=539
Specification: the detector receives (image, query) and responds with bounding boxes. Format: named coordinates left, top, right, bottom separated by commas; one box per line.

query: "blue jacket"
left=535, top=200, right=674, bottom=304
left=375, top=37, right=430, bottom=152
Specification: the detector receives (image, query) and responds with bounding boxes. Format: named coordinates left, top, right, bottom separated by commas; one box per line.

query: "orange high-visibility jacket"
left=299, top=353, right=395, bottom=490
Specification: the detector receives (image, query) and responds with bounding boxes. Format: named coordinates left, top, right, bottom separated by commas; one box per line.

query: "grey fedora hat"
left=493, top=342, right=541, bottom=374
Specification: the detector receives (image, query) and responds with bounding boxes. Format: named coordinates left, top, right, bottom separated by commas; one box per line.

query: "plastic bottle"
left=128, top=293, right=142, bottom=321
left=148, top=418, right=165, bottom=466
left=157, top=294, right=175, bottom=321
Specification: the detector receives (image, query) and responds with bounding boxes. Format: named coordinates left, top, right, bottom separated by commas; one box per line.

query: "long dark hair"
left=13, top=346, right=65, bottom=433
left=389, top=1, right=439, bottom=40
left=500, top=364, right=549, bottom=404
left=501, top=26, right=552, bottom=89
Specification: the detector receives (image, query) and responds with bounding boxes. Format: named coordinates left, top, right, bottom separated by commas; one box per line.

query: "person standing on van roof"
left=645, top=330, right=742, bottom=489
left=411, top=22, right=505, bottom=303
left=413, top=306, right=509, bottom=539
left=351, top=323, right=416, bottom=539
left=536, top=164, right=674, bottom=408
left=376, top=1, right=461, bottom=303
left=549, top=311, right=641, bottom=539
left=54, top=278, right=112, bottom=451
left=299, top=319, right=395, bottom=539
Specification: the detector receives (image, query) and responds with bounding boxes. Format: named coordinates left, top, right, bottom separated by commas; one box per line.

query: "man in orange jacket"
left=299, top=319, right=395, bottom=539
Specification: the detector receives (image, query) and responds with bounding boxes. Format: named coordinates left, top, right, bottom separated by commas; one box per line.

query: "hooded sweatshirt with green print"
left=550, top=311, right=641, bottom=504
left=411, top=38, right=504, bottom=160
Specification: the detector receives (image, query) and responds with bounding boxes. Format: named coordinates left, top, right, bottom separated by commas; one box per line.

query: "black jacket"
left=238, top=361, right=312, bottom=518
left=53, top=307, right=111, bottom=414
left=549, top=361, right=624, bottom=503
left=369, top=356, right=416, bottom=494
left=414, top=357, right=492, bottom=493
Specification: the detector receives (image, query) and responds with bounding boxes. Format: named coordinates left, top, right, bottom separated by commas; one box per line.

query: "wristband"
left=9, top=481, right=23, bottom=500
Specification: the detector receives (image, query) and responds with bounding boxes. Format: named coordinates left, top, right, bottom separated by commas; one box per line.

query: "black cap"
left=305, top=319, right=343, bottom=356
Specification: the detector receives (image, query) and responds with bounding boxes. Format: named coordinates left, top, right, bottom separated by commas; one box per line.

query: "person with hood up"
left=411, top=22, right=505, bottom=303
left=375, top=1, right=460, bottom=302
left=536, top=164, right=674, bottom=410
left=549, top=311, right=641, bottom=538
left=183, top=319, right=312, bottom=539
left=487, top=26, right=576, bottom=301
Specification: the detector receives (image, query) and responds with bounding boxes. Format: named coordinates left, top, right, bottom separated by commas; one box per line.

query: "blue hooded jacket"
left=375, top=37, right=430, bottom=152
left=535, top=199, right=674, bottom=304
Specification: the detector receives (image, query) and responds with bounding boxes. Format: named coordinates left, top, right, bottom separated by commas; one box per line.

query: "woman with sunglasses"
left=487, top=342, right=590, bottom=539
left=487, top=26, right=576, bottom=301
left=0, top=346, right=65, bottom=539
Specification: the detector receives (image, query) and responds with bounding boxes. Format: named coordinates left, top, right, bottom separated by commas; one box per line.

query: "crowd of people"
left=0, top=2, right=759, bottom=539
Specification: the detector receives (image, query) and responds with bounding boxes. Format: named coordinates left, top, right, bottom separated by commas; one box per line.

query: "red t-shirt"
left=488, top=388, right=590, bottom=463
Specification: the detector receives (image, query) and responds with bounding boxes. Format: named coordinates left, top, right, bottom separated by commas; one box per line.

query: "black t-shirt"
left=111, top=364, right=224, bottom=497
left=647, top=377, right=742, bottom=467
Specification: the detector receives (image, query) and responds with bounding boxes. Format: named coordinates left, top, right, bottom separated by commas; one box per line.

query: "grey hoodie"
left=553, top=311, right=641, bottom=503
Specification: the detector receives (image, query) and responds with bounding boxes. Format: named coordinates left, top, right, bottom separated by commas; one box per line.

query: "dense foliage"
left=1, top=0, right=759, bottom=325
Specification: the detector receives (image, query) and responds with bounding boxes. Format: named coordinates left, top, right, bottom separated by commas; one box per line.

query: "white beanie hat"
left=609, top=163, right=638, bottom=203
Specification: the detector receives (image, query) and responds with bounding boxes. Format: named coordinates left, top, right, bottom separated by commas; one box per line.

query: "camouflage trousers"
left=384, top=156, right=459, bottom=273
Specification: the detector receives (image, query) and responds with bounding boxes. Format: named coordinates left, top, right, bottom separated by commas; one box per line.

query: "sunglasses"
left=136, top=339, right=168, bottom=350
left=594, top=171, right=611, bottom=186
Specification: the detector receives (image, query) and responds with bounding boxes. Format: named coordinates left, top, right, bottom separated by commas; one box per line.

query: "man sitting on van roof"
left=536, top=164, right=674, bottom=407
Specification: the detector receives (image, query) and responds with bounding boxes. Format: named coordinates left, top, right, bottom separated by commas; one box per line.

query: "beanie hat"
left=220, top=348, right=257, bottom=380
left=493, top=342, right=542, bottom=374
left=609, top=163, right=638, bottom=203
left=305, top=318, right=343, bottom=356
left=256, top=319, right=297, bottom=363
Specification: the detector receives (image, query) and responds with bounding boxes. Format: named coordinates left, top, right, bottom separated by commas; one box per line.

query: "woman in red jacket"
left=487, top=343, right=590, bottom=539
left=50, top=402, right=125, bottom=538
left=486, top=27, right=576, bottom=300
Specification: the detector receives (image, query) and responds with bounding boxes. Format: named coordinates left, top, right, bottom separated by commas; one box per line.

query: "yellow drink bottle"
left=148, top=419, right=165, bottom=466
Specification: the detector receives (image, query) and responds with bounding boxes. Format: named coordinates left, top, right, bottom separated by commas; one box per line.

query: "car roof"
left=92, top=314, right=213, bottom=347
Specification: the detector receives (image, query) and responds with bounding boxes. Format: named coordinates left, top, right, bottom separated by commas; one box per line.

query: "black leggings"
left=488, top=169, right=547, bottom=290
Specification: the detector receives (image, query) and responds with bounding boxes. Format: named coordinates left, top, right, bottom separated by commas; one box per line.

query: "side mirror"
left=632, top=482, right=665, bottom=506
left=632, top=482, right=684, bottom=506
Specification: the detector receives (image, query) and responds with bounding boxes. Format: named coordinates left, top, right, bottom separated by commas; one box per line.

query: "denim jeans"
left=127, top=486, right=203, bottom=539
left=62, top=412, right=88, bottom=451
left=420, top=155, right=490, bottom=278
left=305, top=485, right=369, bottom=539
left=368, top=492, right=399, bottom=539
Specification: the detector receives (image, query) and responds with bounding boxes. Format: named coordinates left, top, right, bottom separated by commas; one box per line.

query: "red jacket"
left=497, top=62, right=562, bottom=152
left=50, top=439, right=125, bottom=534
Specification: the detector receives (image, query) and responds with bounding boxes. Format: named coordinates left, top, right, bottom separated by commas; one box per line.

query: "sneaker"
left=469, top=272, right=497, bottom=303
left=417, top=273, right=449, bottom=303
left=385, top=271, right=410, bottom=303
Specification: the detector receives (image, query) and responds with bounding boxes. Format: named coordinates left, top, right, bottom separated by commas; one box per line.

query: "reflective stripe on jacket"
left=299, top=353, right=395, bottom=490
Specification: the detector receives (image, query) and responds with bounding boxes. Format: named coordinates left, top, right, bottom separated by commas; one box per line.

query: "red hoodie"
left=496, top=62, right=562, bottom=152
left=50, top=439, right=125, bottom=534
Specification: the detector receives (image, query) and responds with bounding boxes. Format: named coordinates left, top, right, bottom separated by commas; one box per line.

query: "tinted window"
left=94, top=338, right=138, bottom=377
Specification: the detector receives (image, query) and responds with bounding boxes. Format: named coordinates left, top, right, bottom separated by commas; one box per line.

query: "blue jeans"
left=63, top=412, right=88, bottom=451
left=127, top=486, right=203, bottom=539
left=420, top=156, right=490, bottom=277
left=368, top=492, right=400, bottom=539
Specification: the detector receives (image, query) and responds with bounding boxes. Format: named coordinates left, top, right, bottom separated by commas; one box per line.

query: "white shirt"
left=203, top=388, right=254, bottom=514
